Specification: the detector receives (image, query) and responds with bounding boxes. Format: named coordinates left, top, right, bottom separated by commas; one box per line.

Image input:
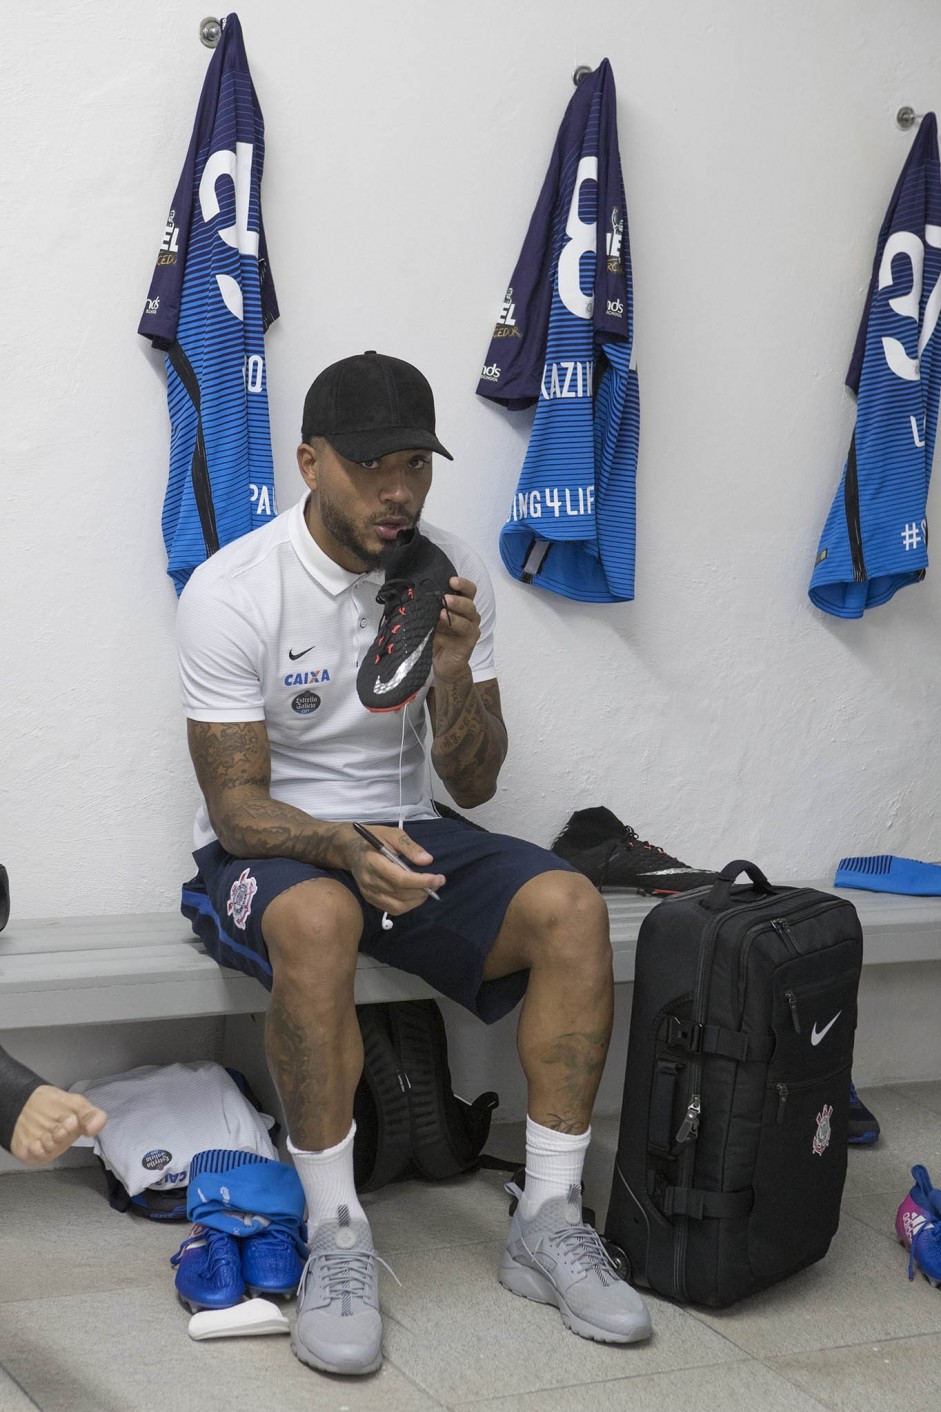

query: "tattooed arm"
left=427, top=677, right=507, bottom=808
left=187, top=719, right=353, bottom=865
left=426, top=575, right=508, bottom=808
left=186, top=719, right=445, bottom=911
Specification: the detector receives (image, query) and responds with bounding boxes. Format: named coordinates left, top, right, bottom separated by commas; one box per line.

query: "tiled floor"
left=1, top=1082, right=940, bottom=1411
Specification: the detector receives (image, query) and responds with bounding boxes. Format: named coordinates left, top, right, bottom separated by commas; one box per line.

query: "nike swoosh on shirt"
left=810, top=1012, right=842, bottom=1046
left=288, top=645, right=316, bottom=661
left=373, top=629, right=435, bottom=695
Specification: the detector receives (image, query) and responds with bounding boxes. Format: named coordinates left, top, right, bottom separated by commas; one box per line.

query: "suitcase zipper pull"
left=676, top=1094, right=701, bottom=1144
left=771, top=917, right=797, bottom=951
left=784, top=989, right=801, bottom=1033
left=776, top=1083, right=789, bottom=1124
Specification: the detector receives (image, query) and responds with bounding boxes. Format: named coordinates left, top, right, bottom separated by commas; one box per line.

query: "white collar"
left=288, top=495, right=382, bottom=597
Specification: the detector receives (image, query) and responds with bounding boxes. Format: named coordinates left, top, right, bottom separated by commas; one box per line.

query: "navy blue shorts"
left=181, top=818, right=575, bottom=1024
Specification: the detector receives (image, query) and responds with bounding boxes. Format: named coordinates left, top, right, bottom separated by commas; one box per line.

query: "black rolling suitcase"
left=605, top=860, right=863, bottom=1307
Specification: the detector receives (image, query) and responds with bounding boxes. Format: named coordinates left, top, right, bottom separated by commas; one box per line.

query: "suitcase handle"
left=701, top=859, right=775, bottom=912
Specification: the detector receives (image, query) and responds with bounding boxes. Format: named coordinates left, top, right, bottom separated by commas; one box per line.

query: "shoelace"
left=305, top=1247, right=400, bottom=1306
left=621, top=826, right=676, bottom=861
left=527, top=1223, right=618, bottom=1285
left=911, top=1165, right=941, bottom=1220
left=596, top=830, right=679, bottom=888
left=375, top=577, right=414, bottom=612
left=251, top=1222, right=309, bottom=1260
left=907, top=1214, right=940, bottom=1281
left=372, top=581, right=413, bottom=660
left=375, top=576, right=451, bottom=627
left=170, top=1227, right=237, bottom=1276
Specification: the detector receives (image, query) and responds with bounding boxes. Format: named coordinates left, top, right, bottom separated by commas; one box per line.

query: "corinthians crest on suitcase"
left=604, top=860, right=863, bottom=1307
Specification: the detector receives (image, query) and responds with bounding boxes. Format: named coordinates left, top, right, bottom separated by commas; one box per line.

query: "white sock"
left=519, top=1115, right=591, bottom=1219
left=287, top=1122, right=368, bottom=1231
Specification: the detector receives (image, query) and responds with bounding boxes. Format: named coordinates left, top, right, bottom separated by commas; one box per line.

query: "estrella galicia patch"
left=142, top=1148, right=173, bottom=1171
left=292, top=690, right=321, bottom=715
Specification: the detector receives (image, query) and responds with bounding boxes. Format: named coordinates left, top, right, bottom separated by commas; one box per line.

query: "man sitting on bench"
left=176, top=351, right=653, bottom=1379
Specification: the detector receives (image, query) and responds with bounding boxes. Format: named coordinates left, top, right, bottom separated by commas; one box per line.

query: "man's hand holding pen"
left=350, top=822, right=445, bottom=915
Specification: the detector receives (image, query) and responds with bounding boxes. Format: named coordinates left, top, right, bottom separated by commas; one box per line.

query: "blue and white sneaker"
left=499, top=1181, right=652, bottom=1344
left=896, top=1164, right=941, bottom=1287
left=242, top=1224, right=307, bottom=1298
left=171, top=1224, right=244, bottom=1312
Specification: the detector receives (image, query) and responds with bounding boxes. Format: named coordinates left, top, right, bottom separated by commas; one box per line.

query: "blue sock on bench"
left=834, top=854, right=941, bottom=895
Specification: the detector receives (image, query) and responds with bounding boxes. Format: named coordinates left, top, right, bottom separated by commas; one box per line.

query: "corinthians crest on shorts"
left=227, top=867, right=258, bottom=930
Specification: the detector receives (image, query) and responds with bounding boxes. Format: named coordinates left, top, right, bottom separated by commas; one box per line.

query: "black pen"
left=352, top=822, right=441, bottom=901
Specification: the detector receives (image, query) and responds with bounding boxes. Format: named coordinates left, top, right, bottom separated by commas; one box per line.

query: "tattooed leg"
left=262, top=878, right=365, bottom=1150
left=483, top=872, right=614, bottom=1134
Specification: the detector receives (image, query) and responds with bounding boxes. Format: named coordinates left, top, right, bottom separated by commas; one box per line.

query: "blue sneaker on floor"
left=171, top=1224, right=244, bottom=1312
left=896, top=1165, right=941, bottom=1287
left=242, top=1225, right=307, bottom=1298
left=848, top=1081, right=880, bottom=1146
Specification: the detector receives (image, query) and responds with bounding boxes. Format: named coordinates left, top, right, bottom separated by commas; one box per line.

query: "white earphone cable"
left=383, top=706, right=411, bottom=932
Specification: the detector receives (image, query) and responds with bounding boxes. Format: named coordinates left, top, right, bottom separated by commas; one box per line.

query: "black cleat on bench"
left=551, top=806, right=719, bottom=895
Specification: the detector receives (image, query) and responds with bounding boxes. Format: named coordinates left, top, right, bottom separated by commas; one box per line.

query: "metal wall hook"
left=897, top=106, right=922, bottom=131
left=573, top=65, right=592, bottom=86
left=200, top=16, right=223, bottom=48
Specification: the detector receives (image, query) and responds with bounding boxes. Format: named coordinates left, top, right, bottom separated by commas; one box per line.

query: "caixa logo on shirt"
left=284, top=664, right=330, bottom=713
left=283, top=668, right=331, bottom=687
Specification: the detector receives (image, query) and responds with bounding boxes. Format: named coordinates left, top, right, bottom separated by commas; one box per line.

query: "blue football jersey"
left=139, top=14, right=278, bottom=595
left=809, top=114, right=941, bottom=618
left=476, top=59, right=638, bottom=604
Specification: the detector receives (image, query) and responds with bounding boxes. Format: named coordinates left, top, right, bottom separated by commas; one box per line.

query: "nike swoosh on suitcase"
left=810, top=1011, right=842, bottom=1045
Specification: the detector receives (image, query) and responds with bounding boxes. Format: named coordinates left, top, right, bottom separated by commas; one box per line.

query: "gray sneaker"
left=499, top=1183, right=652, bottom=1344
left=291, top=1207, right=383, bottom=1376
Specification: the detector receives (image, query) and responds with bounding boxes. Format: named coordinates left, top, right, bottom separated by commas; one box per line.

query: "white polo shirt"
left=177, top=494, right=497, bottom=849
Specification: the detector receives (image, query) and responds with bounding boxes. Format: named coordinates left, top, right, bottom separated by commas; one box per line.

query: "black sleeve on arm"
left=0, top=1045, right=45, bottom=1154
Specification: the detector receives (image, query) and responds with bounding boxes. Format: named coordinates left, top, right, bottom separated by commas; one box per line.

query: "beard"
left=318, top=492, right=419, bottom=572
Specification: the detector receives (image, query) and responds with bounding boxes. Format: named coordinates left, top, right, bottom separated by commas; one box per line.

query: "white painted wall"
left=2, top=3, right=940, bottom=1096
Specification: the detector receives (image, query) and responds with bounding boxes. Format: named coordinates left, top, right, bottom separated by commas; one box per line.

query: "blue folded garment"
left=835, top=854, right=941, bottom=895
left=186, top=1149, right=305, bottom=1245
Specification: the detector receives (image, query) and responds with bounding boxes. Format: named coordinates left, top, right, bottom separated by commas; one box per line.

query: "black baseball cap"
left=301, top=350, right=453, bottom=462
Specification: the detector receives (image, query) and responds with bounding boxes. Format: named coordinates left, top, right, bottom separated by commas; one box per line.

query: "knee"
left=263, top=879, right=363, bottom=991
left=519, top=871, right=611, bottom=974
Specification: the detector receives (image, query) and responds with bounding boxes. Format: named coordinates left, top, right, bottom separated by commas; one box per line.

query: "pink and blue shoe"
left=896, top=1164, right=941, bottom=1287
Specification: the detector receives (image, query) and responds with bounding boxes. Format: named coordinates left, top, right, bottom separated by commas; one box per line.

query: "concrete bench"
left=1, top=885, right=940, bottom=1031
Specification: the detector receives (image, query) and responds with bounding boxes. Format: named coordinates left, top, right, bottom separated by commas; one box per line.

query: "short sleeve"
left=176, top=565, right=267, bottom=722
